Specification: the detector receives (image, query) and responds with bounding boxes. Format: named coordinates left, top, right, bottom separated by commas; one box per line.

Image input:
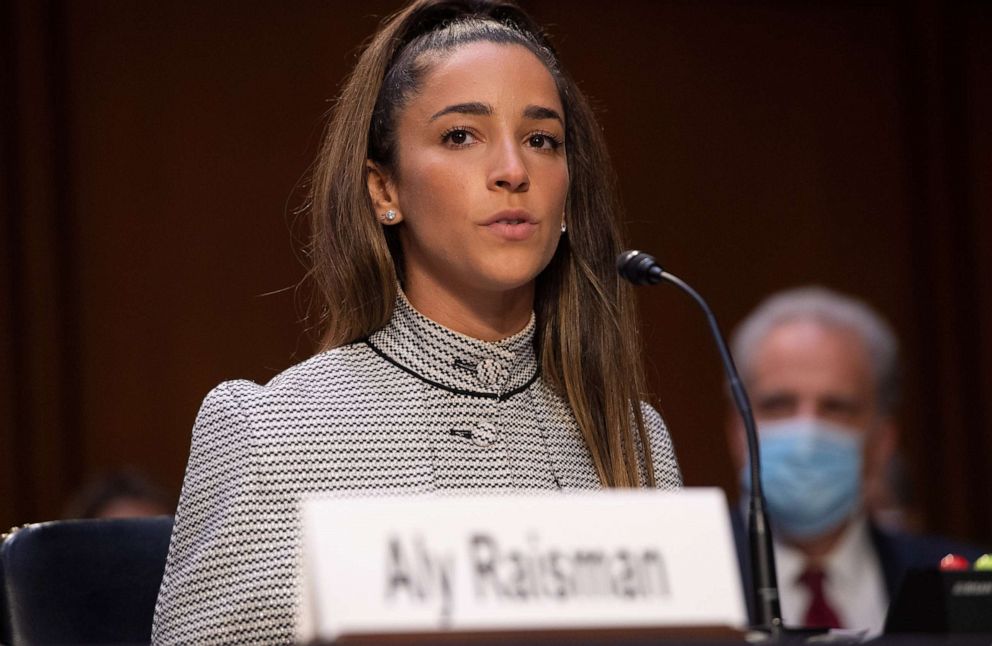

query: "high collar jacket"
left=153, top=294, right=682, bottom=645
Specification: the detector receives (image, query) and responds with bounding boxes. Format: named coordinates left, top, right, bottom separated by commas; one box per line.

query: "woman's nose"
left=487, top=138, right=529, bottom=193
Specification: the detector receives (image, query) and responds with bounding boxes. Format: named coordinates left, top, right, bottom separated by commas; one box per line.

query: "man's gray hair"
left=730, top=286, right=900, bottom=413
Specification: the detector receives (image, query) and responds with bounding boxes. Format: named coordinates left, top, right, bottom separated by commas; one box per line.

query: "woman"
left=153, top=1, right=681, bottom=643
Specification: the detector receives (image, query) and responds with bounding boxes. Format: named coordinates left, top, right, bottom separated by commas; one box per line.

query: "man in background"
left=727, top=287, right=981, bottom=636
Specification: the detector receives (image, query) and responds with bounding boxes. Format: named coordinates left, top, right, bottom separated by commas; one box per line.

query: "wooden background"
left=3, top=0, right=990, bottom=545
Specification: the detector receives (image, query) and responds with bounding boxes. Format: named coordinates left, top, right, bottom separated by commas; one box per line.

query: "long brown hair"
left=306, top=0, right=656, bottom=487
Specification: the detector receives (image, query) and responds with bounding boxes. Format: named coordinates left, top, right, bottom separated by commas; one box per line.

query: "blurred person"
left=63, top=469, right=173, bottom=519
left=727, top=286, right=982, bottom=637
left=152, top=1, right=682, bottom=643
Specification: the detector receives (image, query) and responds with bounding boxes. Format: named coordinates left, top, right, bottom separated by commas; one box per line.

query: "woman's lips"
left=482, top=210, right=538, bottom=241
left=485, top=220, right=538, bottom=241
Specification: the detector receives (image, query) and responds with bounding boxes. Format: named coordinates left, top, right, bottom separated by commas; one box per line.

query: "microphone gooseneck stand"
left=616, top=250, right=786, bottom=640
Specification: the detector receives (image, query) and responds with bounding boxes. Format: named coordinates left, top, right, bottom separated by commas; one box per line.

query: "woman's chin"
left=473, top=253, right=556, bottom=293
left=470, top=265, right=547, bottom=295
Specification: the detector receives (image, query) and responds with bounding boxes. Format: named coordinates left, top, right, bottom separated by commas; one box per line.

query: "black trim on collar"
left=362, top=338, right=539, bottom=402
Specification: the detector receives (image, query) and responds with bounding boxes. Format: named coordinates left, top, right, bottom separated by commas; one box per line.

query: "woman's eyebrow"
left=429, top=102, right=491, bottom=121
left=428, top=102, right=563, bottom=124
left=523, top=105, right=563, bottom=124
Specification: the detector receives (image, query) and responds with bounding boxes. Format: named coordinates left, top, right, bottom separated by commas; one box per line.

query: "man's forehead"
left=749, top=320, right=875, bottom=395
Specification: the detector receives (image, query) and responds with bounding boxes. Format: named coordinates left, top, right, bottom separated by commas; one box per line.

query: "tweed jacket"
left=152, top=294, right=682, bottom=645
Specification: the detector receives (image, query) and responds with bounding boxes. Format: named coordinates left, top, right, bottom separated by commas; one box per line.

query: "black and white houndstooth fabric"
left=152, top=293, right=681, bottom=644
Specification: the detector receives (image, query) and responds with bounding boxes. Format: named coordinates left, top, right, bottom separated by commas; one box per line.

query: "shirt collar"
left=822, top=516, right=875, bottom=589
left=774, top=515, right=874, bottom=588
left=367, top=290, right=539, bottom=398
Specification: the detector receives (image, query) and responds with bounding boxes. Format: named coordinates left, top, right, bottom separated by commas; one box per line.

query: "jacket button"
left=474, top=422, right=498, bottom=446
left=476, top=359, right=507, bottom=386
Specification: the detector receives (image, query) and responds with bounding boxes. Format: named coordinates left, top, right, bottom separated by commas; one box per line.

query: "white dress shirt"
left=774, top=516, right=889, bottom=638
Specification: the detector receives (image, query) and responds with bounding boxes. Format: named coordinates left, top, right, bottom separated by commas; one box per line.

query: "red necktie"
left=798, top=567, right=842, bottom=629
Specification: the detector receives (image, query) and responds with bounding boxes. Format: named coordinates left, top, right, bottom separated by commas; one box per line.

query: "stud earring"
left=384, top=210, right=397, bottom=223
left=561, top=220, right=567, bottom=234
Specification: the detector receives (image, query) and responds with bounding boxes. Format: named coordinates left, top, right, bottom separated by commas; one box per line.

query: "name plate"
left=299, top=488, right=746, bottom=642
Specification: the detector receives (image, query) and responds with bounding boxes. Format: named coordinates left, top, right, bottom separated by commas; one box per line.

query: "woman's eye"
left=527, top=133, right=562, bottom=150
left=442, top=129, right=475, bottom=146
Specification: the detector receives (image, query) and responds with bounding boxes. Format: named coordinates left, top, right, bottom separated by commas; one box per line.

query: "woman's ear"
left=366, top=161, right=403, bottom=224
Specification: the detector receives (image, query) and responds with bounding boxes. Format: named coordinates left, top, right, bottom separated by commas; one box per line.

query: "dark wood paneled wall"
left=3, top=0, right=990, bottom=544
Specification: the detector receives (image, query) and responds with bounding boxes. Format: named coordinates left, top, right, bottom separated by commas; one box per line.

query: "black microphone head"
left=616, top=250, right=664, bottom=285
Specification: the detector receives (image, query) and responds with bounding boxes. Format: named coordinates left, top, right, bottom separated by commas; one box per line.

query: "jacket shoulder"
left=228, top=341, right=374, bottom=398
left=640, top=401, right=682, bottom=490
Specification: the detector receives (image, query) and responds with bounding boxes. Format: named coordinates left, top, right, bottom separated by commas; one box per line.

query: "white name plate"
left=299, top=488, right=746, bottom=642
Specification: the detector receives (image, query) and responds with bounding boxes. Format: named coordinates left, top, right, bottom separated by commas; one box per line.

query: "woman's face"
left=372, top=41, right=569, bottom=304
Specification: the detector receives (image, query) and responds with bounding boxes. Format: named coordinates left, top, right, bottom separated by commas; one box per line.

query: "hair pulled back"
left=307, top=0, right=657, bottom=487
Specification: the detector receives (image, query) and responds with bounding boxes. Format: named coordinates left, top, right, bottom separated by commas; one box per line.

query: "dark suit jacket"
left=730, top=509, right=986, bottom=625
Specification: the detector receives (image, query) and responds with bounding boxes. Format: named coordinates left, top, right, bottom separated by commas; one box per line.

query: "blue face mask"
left=740, top=417, right=864, bottom=540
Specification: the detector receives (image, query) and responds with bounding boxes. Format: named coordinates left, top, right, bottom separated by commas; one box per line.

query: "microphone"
left=617, top=250, right=783, bottom=634
left=617, top=250, right=664, bottom=285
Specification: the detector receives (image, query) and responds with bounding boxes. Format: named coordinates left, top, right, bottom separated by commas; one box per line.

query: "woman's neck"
left=402, top=271, right=534, bottom=342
